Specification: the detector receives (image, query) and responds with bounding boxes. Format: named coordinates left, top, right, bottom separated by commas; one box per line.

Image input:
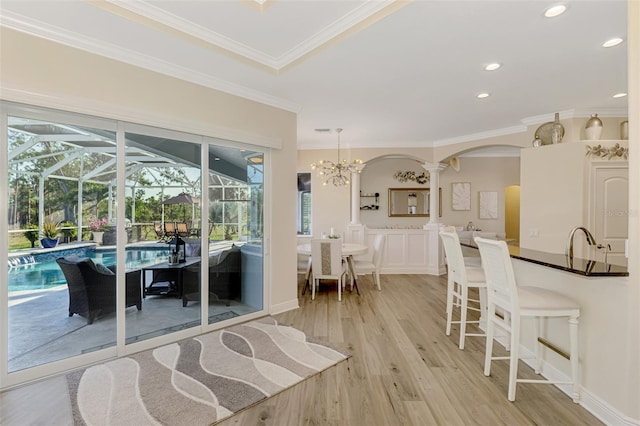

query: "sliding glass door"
left=124, top=128, right=202, bottom=344
left=2, top=103, right=267, bottom=387
left=205, top=145, right=264, bottom=324
left=6, top=112, right=119, bottom=372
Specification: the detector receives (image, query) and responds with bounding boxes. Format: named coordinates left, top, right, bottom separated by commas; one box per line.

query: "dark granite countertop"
left=461, top=242, right=628, bottom=277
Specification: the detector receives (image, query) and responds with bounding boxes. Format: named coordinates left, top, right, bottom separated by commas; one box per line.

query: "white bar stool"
left=439, top=227, right=487, bottom=350
left=475, top=237, right=581, bottom=402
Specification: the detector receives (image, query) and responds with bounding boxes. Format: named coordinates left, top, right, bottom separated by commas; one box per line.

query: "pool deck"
left=7, top=238, right=257, bottom=372
left=7, top=276, right=256, bottom=373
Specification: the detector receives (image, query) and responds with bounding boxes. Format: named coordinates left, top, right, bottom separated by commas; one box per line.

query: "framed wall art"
left=451, top=182, right=471, bottom=211
left=479, top=191, right=498, bottom=219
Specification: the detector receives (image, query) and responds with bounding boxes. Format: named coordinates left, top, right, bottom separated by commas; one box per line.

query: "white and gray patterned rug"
left=19, top=317, right=349, bottom=425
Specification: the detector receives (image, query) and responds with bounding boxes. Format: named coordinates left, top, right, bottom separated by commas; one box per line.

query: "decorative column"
left=350, top=168, right=362, bottom=225
left=423, top=162, right=448, bottom=225
left=347, top=165, right=366, bottom=244
left=422, top=162, right=448, bottom=275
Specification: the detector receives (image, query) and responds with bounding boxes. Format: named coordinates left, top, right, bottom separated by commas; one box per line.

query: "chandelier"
left=310, top=128, right=362, bottom=187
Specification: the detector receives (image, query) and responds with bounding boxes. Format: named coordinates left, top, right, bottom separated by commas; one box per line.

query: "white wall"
left=520, top=142, right=587, bottom=254
left=624, top=1, right=639, bottom=421
left=439, top=156, right=520, bottom=235
left=356, top=156, right=520, bottom=235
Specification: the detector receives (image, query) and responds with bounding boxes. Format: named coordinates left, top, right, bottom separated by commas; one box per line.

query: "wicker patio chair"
left=56, top=257, right=142, bottom=324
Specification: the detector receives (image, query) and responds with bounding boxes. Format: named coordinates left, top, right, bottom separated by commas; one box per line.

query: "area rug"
left=65, top=317, right=349, bottom=425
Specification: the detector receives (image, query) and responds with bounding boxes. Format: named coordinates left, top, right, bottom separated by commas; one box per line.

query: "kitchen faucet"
left=565, top=226, right=597, bottom=260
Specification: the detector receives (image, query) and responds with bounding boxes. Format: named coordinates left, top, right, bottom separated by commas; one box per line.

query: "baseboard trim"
left=269, top=298, right=299, bottom=316
left=490, top=335, right=639, bottom=426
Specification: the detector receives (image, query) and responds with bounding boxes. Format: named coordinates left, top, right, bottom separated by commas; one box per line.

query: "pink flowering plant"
left=88, top=216, right=109, bottom=232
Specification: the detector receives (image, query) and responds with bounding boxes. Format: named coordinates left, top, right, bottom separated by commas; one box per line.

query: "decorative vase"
left=92, top=231, right=104, bottom=245
left=585, top=113, right=603, bottom=141
left=41, top=237, right=59, bottom=248
left=551, top=112, right=564, bottom=144
left=620, top=120, right=629, bottom=140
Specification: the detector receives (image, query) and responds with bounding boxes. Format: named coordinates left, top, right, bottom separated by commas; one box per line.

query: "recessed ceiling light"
left=476, top=93, right=490, bottom=99
left=602, top=37, right=624, bottom=48
left=613, top=92, right=628, bottom=98
left=485, top=63, right=501, bottom=71
left=544, top=4, right=567, bottom=18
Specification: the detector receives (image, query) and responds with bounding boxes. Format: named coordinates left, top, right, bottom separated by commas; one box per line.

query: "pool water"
left=8, top=248, right=170, bottom=292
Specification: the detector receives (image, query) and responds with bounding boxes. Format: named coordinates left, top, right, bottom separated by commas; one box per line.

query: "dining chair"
left=353, top=234, right=385, bottom=291
left=439, top=227, right=486, bottom=350
left=474, top=237, right=581, bottom=402
left=298, top=253, right=311, bottom=276
left=310, top=239, right=347, bottom=301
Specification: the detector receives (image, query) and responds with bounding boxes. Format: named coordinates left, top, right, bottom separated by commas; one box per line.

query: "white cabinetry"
left=364, top=228, right=442, bottom=274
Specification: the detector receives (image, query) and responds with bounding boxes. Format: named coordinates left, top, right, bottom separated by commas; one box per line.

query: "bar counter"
left=461, top=242, right=628, bottom=277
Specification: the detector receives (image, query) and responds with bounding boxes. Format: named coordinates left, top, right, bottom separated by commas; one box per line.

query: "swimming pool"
left=8, top=246, right=170, bottom=293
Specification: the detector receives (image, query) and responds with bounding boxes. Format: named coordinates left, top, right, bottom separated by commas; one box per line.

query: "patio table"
left=142, top=257, right=200, bottom=300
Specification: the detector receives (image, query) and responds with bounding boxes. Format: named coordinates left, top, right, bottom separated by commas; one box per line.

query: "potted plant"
left=41, top=219, right=60, bottom=248
left=23, top=224, right=39, bottom=248
left=89, top=216, right=109, bottom=245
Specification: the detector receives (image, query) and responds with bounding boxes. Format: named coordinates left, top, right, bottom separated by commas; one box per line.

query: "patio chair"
left=56, top=257, right=142, bottom=324
left=182, top=245, right=242, bottom=307
left=153, top=221, right=165, bottom=241
left=176, top=222, right=189, bottom=237
left=164, top=222, right=177, bottom=238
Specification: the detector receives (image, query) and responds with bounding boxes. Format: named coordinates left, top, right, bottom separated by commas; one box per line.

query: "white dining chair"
left=297, top=253, right=311, bottom=276
left=439, top=227, right=486, bottom=350
left=310, top=239, right=347, bottom=301
left=474, top=237, right=581, bottom=402
left=353, top=234, right=385, bottom=291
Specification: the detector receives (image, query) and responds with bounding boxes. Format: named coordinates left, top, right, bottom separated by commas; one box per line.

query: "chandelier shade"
left=310, top=128, right=362, bottom=187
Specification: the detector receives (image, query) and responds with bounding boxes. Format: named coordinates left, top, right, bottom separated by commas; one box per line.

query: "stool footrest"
left=517, top=379, right=573, bottom=385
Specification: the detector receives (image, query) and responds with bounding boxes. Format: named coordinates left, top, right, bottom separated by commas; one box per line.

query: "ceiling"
left=0, top=0, right=628, bottom=151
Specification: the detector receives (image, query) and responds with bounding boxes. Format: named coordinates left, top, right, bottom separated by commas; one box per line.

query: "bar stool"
left=474, top=237, right=581, bottom=402
left=439, top=227, right=487, bottom=350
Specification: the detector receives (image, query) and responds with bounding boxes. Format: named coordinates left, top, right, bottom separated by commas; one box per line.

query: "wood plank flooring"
left=219, top=273, right=603, bottom=426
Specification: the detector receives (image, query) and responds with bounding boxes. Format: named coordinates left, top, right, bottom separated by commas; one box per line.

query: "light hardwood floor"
left=219, top=273, right=603, bottom=426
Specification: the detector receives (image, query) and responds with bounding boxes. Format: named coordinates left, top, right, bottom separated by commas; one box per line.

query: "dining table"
left=297, top=242, right=368, bottom=296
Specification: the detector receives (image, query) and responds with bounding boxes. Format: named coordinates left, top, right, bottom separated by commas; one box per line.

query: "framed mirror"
left=388, top=188, right=442, bottom=217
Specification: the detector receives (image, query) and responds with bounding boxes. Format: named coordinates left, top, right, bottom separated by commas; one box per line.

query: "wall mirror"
left=388, top=188, right=441, bottom=217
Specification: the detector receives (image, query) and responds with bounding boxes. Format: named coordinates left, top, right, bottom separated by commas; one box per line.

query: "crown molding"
left=458, top=146, right=522, bottom=158
left=431, top=124, right=528, bottom=147
left=106, top=0, right=396, bottom=71
left=520, top=108, right=628, bottom=126
left=106, top=0, right=278, bottom=68
left=276, top=0, right=397, bottom=67
left=299, top=124, right=529, bottom=150
left=0, top=11, right=301, bottom=114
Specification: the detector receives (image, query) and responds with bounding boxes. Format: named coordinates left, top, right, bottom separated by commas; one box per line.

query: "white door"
left=590, top=163, right=628, bottom=266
